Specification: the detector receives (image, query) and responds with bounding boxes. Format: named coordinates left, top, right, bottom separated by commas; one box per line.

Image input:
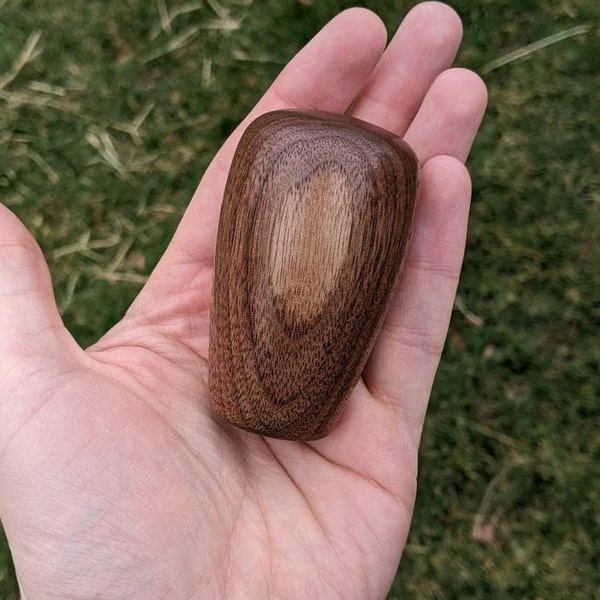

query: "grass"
left=0, top=0, right=598, bottom=597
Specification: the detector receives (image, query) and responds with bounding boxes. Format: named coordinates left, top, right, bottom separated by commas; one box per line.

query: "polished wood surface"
left=209, top=110, right=418, bottom=440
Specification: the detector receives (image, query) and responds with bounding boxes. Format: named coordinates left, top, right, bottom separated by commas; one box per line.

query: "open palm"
left=0, top=4, right=486, bottom=599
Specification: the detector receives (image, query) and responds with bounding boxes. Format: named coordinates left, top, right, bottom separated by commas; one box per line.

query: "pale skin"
left=0, top=3, right=487, bottom=599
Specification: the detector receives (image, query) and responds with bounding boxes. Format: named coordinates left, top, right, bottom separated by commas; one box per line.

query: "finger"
left=363, top=156, right=472, bottom=440
left=404, top=68, right=488, bottom=163
left=0, top=204, right=82, bottom=445
left=128, top=8, right=387, bottom=320
left=0, top=204, right=77, bottom=363
left=350, top=1, right=463, bottom=135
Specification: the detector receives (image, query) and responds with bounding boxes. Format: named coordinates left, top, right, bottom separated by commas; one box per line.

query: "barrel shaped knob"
left=209, top=110, right=418, bottom=440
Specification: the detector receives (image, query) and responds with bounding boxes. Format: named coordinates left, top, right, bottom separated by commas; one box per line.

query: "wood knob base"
left=209, top=110, right=418, bottom=441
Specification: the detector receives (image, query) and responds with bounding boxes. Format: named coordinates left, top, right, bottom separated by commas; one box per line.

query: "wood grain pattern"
left=209, top=110, right=419, bottom=440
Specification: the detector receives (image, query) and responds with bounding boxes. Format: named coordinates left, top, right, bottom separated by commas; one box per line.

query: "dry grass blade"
left=171, top=1, right=204, bottom=19
left=0, top=89, right=82, bottom=120
left=0, top=30, right=43, bottom=90
left=107, top=237, right=135, bottom=274
left=202, top=16, right=242, bottom=32
left=143, top=24, right=201, bottom=63
left=202, top=57, right=212, bottom=89
left=483, top=24, right=591, bottom=73
left=232, top=49, right=281, bottom=64
left=27, top=81, right=67, bottom=96
left=26, top=148, right=60, bottom=183
left=471, top=459, right=522, bottom=545
left=204, top=0, right=243, bottom=32
left=85, top=127, right=129, bottom=179
left=456, top=416, right=518, bottom=450
left=52, top=232, right=121, bottom=259
left=157, top=0, right=172, bottom=34
left=59, top=271, right=82, bottom=315
left=454, top=294, right=485, bottom=327
left=90, top=266, right=149, bottom=285
left=112, top=101, right=155, bottom=144
left=206, top=0, right=227, bottom=18
left=150, top=1, right=204, bottom=39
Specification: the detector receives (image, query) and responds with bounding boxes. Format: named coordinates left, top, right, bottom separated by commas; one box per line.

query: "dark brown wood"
left=209, top=110, right=418, bottom=440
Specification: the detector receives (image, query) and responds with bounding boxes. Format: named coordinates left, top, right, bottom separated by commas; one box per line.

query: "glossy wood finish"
left=209, top=110, right=419, bottom=440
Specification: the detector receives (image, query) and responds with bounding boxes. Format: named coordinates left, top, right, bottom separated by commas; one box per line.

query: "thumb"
left=0, top=204, right=78, bottom=364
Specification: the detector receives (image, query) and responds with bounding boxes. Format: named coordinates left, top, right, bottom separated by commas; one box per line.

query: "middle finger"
left=350, top=1, right=463, bottom=136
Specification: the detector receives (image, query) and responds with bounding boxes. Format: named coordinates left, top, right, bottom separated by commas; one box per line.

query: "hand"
left=0, top=3, right=486, bottom=599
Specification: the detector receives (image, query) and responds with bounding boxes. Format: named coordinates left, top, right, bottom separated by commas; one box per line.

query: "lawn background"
left=0, top=0, right=598, bottom=598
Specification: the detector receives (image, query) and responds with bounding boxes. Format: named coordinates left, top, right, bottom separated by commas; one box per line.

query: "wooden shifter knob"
left=209, top=110, right=418, bottom=441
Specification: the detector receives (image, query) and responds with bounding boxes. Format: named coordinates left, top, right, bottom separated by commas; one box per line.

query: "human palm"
left=0, top=4, right=486, bottom=599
